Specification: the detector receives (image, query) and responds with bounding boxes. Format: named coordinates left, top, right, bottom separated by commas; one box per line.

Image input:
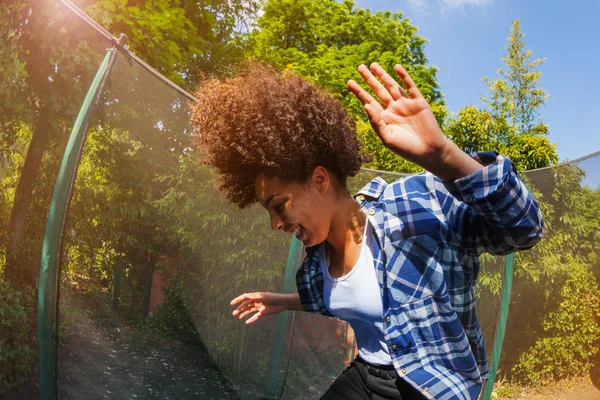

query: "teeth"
left=292, top=226, right=301, bottom=236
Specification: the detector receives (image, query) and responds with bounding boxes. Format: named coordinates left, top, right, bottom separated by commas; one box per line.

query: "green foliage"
left=445, top=20, right=558, bottom=171
left=1, top=1, right=599, bottom=396
left=1, top=0, right=259, bottom=287
left=489, top=159, right=600, bottom=391
left=0, top=2, right=27, bottom=102
left=482, top=20, right=548, bottom=137
left=0, top=282, right=35, bottom=390
left=1, top=0, right=122, bottom=287
left=143, top=276, right=199, bottom=344
left=84, top=0, right=261, bottom=88
left=153, top=156, right=290, bottom=382
left=249, top=0, right=445, bottom=173
left=512, top=264, right=600, bottom=385
left=0, top=123, right=31, bottom=241
left=445, top=106, right=558, bottom=171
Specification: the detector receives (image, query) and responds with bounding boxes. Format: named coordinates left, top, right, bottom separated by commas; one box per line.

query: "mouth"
left=289, top=225, right=304, bottom=239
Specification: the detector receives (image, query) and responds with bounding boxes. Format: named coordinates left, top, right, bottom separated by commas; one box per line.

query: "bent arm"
left=434, top=152, right=544, bottom=256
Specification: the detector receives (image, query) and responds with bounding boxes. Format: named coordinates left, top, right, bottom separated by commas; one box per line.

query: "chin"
left=302, top=235, right=325, bottom=248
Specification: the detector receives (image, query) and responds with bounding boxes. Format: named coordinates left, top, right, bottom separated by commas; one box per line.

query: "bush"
left=512, top=264, right=600, bottom=385
left=0, top=282, right=35, bottom=390
left=143, top=276, right=199, bottom=344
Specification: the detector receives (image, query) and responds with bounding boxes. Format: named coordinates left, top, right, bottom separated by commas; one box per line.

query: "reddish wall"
left=149, top=256, right=176, bottom=314
left=290, top=313, right=358, bottom=366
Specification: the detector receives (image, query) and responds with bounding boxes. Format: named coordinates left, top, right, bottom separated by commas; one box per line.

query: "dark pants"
left=320, top=357, right=426, bottom=400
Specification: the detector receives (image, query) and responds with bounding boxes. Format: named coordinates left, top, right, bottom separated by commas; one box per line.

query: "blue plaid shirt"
left=296, top=152, right=544, bottom=400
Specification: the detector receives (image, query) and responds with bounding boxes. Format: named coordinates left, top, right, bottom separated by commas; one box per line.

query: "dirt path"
left=2, top=311, right=240, bottom=399
left=502, top=376, right=600, bottom=400
left=57, top=314, right=239, bottom=400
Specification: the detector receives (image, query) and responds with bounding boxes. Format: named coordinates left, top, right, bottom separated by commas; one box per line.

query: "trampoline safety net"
left=1, top=1, right=599, bottom=399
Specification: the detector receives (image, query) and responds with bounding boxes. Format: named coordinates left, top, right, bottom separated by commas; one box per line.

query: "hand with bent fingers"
left=231, top=292, right=300, bottom=324
left=347, top=63, right=482, bottom=181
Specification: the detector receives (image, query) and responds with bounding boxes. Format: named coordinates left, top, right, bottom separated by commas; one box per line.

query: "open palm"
left=230, top=292, right=287, bottom=324
left=347, top=63, right=449, bottom=168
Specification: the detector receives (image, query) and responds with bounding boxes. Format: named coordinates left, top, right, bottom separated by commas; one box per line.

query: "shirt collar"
left=354, top=176, right=388, bottom=250
left=354, top=176, right=388, bottom=201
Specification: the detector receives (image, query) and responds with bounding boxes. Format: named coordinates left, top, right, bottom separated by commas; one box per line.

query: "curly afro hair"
left=191, top=61, right=370, bottom=208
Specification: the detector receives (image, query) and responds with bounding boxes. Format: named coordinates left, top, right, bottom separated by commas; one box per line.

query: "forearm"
left=425, top=139, right=484, bottom=182
left=280, top=292, right=303, bottom=311
left=437, top=152, right=545, bottom=254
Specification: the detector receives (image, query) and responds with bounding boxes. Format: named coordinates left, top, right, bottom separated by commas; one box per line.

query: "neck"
left=326, top=194, right=366, bottom=258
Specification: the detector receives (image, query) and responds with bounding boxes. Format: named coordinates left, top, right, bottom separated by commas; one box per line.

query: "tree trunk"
left=4, top=109, right=52, bottom=289
left=142, top=252, right=156, bottom=318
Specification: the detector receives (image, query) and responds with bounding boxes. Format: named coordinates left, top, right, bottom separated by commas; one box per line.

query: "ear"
left=311, top=166, right=330, bottom=194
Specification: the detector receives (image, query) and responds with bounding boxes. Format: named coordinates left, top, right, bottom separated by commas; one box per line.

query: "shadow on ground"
left=3, top=311, right=239, bottom=399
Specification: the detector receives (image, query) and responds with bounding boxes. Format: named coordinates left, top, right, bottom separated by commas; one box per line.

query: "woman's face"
left=255, top=168, right=334, bottom=247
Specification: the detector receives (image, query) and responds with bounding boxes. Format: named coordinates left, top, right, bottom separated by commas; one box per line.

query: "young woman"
left=192, top=61, right=544, bottom=400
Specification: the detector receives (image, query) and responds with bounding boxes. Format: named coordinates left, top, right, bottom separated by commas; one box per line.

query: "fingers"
left=232, top=301, right=264, bottom=324
left=236, top=307, right=263, bottom=324
left=356, top=64, right=394, bottom=106
left=347, top=79, right=384, bottom=114
left=231, top=293, right=266, bottom=324
left=364, top=104, right=387, bottom=135
left=245, top=312, right=263, bottom=324
left=348, top=63, right=422, bottom=103
left=237, top=306, right=259, bottom=320
left=232, top=300, right=262, bottom=321
left=232, top=300, right=254, bottom=317
left=393, top=64, right=422, bottom=99
left=230, top=292, right=260, bottom=306
left=347, top=79, right=387, bottom=134
left=369, top=63, right=408, bottom=100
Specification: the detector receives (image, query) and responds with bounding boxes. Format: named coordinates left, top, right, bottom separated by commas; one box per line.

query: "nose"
left=270, top=214, right=284, bottom=232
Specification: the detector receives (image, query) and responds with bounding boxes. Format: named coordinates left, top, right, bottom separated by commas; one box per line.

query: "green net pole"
left=481, top=252, right=515, bottom=400
left=264, top=236, right=303, bottom=399
left=37, top=42, right=122, bottom=400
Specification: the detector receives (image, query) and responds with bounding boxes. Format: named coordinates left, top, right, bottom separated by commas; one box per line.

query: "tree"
left=2, top=0, right=103, bottom=288
left=82, top=0, right=262, bottom=89
left=443, top=21, right=599, bottom=387
left=445, top=20, right=558, bottom=171
left=1, top=0, right=255, bottom=287
left=498, top=163, right=600, bottom=385
left=482, top=19, right=549, bottom=137
left=248, top=0, right=446, bottom=173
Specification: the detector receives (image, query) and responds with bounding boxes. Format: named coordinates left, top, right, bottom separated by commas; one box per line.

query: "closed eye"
left=275, top=202, right=286, bottom=212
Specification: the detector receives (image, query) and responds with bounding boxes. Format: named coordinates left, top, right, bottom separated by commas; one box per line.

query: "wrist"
left=425, top=140, right=482, bottom=181
left=284, top=292, right=303, bottom=311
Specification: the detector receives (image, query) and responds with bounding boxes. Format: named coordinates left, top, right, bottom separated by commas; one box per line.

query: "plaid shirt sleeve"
left=434, top=151, right=545, bottom=256
left=295, top=246, right=333, bottom=316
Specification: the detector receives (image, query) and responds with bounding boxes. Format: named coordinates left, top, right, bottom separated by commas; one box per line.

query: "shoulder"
left=356, top=175, right=449, bottom=240
left=354, top=174, right=434, bottom=204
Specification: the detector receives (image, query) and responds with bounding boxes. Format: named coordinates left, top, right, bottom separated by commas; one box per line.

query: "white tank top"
left=321, top=221, right=392, bottom=366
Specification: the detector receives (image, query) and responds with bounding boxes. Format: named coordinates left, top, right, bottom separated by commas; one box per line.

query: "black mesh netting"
left=1, top=2, right=599, bottom=399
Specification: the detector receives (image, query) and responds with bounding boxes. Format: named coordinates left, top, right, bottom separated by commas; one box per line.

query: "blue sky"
left=354, top=0, right=600, bottom=161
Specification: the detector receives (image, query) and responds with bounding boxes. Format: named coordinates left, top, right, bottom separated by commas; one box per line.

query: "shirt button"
left=358, top=195, right=365, bottom=201
left=385, top=316, right=390, bottom=323
left=368, top=209, right=375, bottom=215
left=423, top=387, right=429, bottom=393
left=401, top=369, right=406, bottom=374
left=391, top=344, right=397, bottom=350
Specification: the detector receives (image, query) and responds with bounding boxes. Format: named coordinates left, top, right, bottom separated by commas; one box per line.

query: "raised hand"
left=231, top=292, right=300, bottom=324
left=347, top=63, right=482, bottom=181
left=347, top=63, right=449, bottom=169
